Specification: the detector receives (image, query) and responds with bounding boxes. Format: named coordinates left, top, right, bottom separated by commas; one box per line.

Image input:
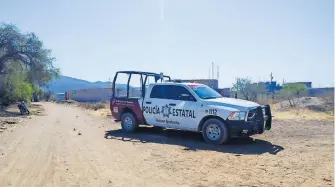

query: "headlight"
left=228, top=111, right=247, bottom=120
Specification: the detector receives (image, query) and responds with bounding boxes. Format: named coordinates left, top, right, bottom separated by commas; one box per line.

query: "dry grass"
left=89, top=108, right=111, bottom=117
left=87, top=102, right=110, bottom=117
left=272, top=108, right=334, bottom=121
left=76, top=102, right=111, bottom=117
left=56, top=100, right=79, bottom=105
left=1, top=103, right=45, bottom=117
left=79, top=102, right=107, bottom=111
left=57, top=100, right=108, bottom=111
left=77, top=97, right=334, bottom=121
left=0, top=103, right=45, bottom=133
left=56, top=100, right=111, bottom=117
left=270, top=97, right=334, bottom=121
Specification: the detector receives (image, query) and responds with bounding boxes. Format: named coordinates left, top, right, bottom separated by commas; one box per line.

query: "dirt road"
left=0, top=103, right=333, bottom=187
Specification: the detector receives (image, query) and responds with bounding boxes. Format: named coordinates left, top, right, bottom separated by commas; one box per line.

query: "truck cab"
left=110, top=71, right=272, bottom=145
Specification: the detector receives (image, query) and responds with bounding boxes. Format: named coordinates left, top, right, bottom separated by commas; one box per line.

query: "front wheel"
left=121, top=112, right=138, bottom=133
left=202, top=118, right=229, bottom=145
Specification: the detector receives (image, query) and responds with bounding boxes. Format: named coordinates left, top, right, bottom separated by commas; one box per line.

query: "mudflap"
left=263, top=104, right=272, bottom=130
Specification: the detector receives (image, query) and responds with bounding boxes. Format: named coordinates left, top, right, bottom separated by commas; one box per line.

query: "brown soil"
left=273, top=97, right=334, bottom=113
left=0, top=103, right=333, bottom=187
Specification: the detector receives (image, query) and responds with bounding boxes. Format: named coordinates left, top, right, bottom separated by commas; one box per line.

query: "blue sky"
left=1, top=0, right=334, bottom=87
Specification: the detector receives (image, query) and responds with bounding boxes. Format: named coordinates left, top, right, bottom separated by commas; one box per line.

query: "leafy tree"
left=0, top=23, right=60, bottom=105
left=42, top=90, right=54, bottom=101
left=0, top=61, right=33, bottom=105
left=0, top=23, right=60, bottom=85
left=278, top=83, right=308, bottom=107
left=231, top=77, right=266, bottom=101
left=32, top=84, right=43, bottom=102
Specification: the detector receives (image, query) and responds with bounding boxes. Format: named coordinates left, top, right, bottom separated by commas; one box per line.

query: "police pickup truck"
left=110, top=71, right=272, bottom=145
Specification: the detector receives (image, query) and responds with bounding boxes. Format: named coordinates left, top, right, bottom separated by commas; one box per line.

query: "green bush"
left=0, top=23, right=60, bottom=106
left=0, top=74, right=33, bottom=106
left=0, top=61, right=34, bottom=105
left=277, top=83, right=308, bottom=107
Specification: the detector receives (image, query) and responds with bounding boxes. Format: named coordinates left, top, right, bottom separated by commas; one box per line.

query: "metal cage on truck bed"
left=112, top=71, right=171, bottom=99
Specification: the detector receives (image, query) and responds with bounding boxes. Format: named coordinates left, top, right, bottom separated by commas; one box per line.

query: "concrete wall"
left=65, top=87, right=143, bottom=102
left=308, top=87, right=334, bottom=97
left=66, top=88, right=113, bottom=102
left=56, top=93, right=65, bottom=101
left=217, top=88, right=231, bottom=97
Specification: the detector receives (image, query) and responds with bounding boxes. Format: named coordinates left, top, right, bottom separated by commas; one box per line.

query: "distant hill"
left=45, top=75, right=127, bottom=93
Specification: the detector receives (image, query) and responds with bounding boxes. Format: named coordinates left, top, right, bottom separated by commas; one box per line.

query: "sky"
left=1, top=0, right=334, bottom=88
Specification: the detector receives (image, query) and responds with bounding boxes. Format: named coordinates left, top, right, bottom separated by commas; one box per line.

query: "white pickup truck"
left=110, top=71, right=272, bottom=145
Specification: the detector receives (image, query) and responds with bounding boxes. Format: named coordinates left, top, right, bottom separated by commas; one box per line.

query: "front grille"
left=247, top=106, right=265, bottom=133
left=247, top=108, right=257, bottom=121
left=247, top=107, right=265, bottom=120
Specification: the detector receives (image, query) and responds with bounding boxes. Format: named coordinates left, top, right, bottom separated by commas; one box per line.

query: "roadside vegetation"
left=57, top=99, right=108, bottom=113
left=0, top=23, right=60, bottom=106
left=79, top=102, right=107, bottom=111
left=232, top=77, right=334, bottom=120
left=80, top=77, right=333, bottom=120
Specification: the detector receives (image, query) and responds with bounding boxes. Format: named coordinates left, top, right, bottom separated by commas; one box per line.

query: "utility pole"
left=212, top=62, right=214, bottom=79
left=217, top=66, right=219, bottom=80
left=270, top=72, right=274, bottom=103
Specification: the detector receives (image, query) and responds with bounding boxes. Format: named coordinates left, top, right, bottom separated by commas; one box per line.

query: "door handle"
left=169, top=103, right=176, bottom=106
left=145, top=101, right=152, bottom=104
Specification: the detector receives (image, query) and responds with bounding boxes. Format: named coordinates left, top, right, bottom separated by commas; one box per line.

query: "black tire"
left=121, top=112, right=138, bottom=133
left=201, top=118, right=229, bottom=145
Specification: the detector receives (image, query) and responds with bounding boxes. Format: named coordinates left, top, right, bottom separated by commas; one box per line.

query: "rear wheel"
left=121, top=112, right=138, bottom=133
left=202, top=118, right=229, bottom=145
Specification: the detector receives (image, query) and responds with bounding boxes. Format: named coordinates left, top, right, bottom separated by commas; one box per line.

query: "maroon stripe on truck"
left=110, top=98, right=145, bottom=124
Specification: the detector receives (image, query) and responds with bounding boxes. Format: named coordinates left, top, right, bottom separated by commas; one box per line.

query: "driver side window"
left=167, top=85, right=196, bottom=101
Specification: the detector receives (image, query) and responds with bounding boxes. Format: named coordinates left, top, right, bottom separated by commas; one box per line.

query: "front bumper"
left=226, top=105, right=272, bottom=137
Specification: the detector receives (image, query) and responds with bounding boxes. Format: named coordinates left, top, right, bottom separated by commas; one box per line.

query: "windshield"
left=188, top=85, right=223, bottom=99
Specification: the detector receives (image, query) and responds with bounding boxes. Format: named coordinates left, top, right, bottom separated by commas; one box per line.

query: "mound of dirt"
left=57, top=100, right=79, bottom=105
left=274, top=97, right=334, bottom=113
left=0, top=118, right=20, bottom=125
left=0, top=118, right=21, bottom=133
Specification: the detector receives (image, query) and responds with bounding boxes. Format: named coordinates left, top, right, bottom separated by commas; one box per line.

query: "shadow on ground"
left=0, top=110, right=21, bottom=117
left=104, top=127, right=284, bottom=155
left=0, top=103, right=45, bottom=117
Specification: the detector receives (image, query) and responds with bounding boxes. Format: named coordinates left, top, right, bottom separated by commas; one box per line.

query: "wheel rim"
left=123, top=116, right=133, bottom=130
left=206, top=124, right=221, bottom=141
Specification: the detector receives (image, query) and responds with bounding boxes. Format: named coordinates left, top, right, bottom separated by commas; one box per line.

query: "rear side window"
left=150, top=85, right=168, bottom=99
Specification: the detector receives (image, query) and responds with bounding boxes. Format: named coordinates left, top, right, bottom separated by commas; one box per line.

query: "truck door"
left=143, top=84, right=200, bottom=130
left=142, top=85, right=170, bottom=126
left=164, top=85, right=199, bottom=131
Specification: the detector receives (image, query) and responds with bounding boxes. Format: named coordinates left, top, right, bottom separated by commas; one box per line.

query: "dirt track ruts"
left=0, top=103, right=333, bottom=187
